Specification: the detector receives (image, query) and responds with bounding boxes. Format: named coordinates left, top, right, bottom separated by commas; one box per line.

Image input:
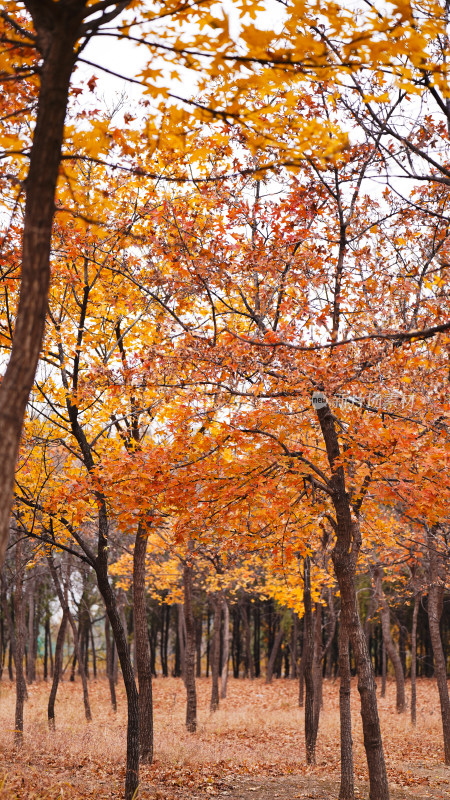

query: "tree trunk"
left=177, top=602, right=186, bottom=681
left=195, top=609, right=202, bottom=678
left=338, top=621, right=354, bottom=800
left=2, top=572, right=17, bottom=676
left=96, top=552, right=139, bottom=800
left=133, top=521, right=153, bottom=763
left=303, top=556, right=316, bottom=764
left=26, top=575, right=36, bottom=684
left=316, top=398, right=389, bottom=800
left=410, top=593, right=420, bottom=727
left=14, top=536, right=26, bottom=746
left=264, top=619, right=283, bottom=685
left=290, top=612, right=298, bottom=679
left=210, top=594, right=222, bottom=712
left=183, top=561, right=197, bottom=732
left=373, top=566, right=406, bottom=713
left=47, top=555, right=92, bottom=722
left=105, top=616, right=117, bottom=711
left=426, top=526, right=450, bottom=764
left=48, top=610, right=68, bottom=729
left=221, top=600, right=230, bottom=699
left=312, top=602, right=323, bottom=729
left=240, top=598, right=254, bottom=679
left=0, top=7, right=88, bottom=567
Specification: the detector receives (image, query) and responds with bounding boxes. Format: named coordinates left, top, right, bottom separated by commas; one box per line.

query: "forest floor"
left=0, top=677, right=448, bottom=799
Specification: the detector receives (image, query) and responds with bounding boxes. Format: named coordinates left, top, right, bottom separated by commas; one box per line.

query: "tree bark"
left=14, top=536, right=26, bottom=746
left=210, top=594, right=222, bottom=712
left=426, top=526, right=450, bottom=764
left=373, top=566, right=406, bottom=713
left=240, top=598, right=255, bottom=679
left=266, top=615, right=284, bottom=685
left=410, top=593, right=420, bottom=727
left=302, top=556, right=316, bottom=764
left=0, top=5, right=87, bottom=567
left=221, top=599, right=230, bottom=699
left=290, top=611, right=298, bottom=679
left=105, top=616, right=117, bottom=711
left=183, top=561, right=197, bottom=732
left=316, top=398, right=389, bottom=800
left=48, top=610, right=68, bottom=729
left=47, top=555, right=91, bottom=722
left=338, top=621, right=354, bottom=800
left=96, top=557, right=140, bottom=800
left=133, top=521, right=153, bottom=763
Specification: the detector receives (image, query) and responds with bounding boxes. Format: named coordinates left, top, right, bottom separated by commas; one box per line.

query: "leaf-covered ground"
left=0, top=677, right=448, bottom=799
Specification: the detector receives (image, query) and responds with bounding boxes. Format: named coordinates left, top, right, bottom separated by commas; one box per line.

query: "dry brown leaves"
left=0, top=677, right=447, bottom=799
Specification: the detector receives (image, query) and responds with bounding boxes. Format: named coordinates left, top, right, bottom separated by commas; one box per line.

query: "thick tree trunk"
left=133, top=521, right=153, bottom=763
left=48, top=610, right=68, bottom=729
left=338, top=621, right=354, bottom=800
left=410, top=593, right=420, bottom=727
left=183, top=561, right=197, bottom=732
left=0, top=7, right=86, bottom=567
left=373, top=567, right=406, bottom=713
left=210, top=595, right=222, bottom=712
left=221, top=600, right=230, bottom=699
left=426, top=526, right=450, bottom=764
left=14, top=537, right=26, bottom=746
left=316, top=398, right=389, bottom=800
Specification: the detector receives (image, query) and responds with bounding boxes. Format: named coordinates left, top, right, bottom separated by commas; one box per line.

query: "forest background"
left=0, top=2, right=449, bottom=800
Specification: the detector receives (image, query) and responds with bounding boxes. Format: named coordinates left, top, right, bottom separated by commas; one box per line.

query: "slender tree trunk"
left=240, top=599, right=254, bottom=679
left=90, top=619, right=97, bottom=679
left=312, top=602, right=323, bottom=733
left=26, top=575, right=36, bottom=684
left=133, top=521, right=153, bottom=763
left=105, top=617, right=117, bottom=711
left=338, top=621, right=354, bottom=800
left=210, top=595, right=221, bottom=712
left=178, top=603, right=186, bottom=681
left=96, top=559, right=140, bottom=800
left=48, top=610, right=68, bottom=729
left=195, top=610, right=202, bottom=678
left=316, top=399, right=389, bottom=800
left=373, top=567, right=406, bottom=713
left=299, top=618, right=305, bottom=707
left=303, top=557, right=316, bottom=764
left=426, top=526, right=450, bottom=764
left=410, top=593, right=420, bottom=727
left=381, top=639, right=386, bottom=698
left=47, top=555, right=92, bottom=722
left=2, top=573, right=17, bottom=676
left=266, top=621, right=284, bottom=684
left=14, top=536, right=26, bottom=746
left=183, top=561, right=197, bottom=732
left=221, top=600, right=230, bottom=699
left=290, top=612, right=298, bottom=679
